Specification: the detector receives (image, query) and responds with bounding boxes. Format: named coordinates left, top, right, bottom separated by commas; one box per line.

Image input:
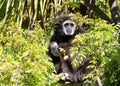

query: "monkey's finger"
left=59, top=48, right=65, bottom=56
left=63, top=55, right=69, bottom=60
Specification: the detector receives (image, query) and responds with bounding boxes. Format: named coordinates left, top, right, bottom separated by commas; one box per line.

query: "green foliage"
left=103, top=23, right=120, bottom=86
left=0, top=0, right=120, bottom=85
left=96, top=0, right=111, bottom=17
left=70, top=17, right=120, bottom=85
left=0, top=23, right=56, bottom=86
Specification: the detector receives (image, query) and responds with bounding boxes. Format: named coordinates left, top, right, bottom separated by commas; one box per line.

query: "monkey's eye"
left=70, top=23, right=74, bottom=27
left=64, top=23, right=69, bottom=27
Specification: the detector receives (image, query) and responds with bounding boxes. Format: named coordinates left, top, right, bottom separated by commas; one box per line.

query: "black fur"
left=48, top=14, right=91, bottom=83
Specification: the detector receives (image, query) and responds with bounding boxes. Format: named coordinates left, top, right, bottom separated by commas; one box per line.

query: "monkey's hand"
left=50, top=42, right=68, bottom=60
left=50, top=42, right=59, bottom=57
left=59, top=48, right=68, bottom=60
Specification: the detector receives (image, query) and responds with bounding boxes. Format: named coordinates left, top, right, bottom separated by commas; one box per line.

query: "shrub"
left=70, top=17, right=120, bottom=85
left=0, top=23, right=55, bottom=86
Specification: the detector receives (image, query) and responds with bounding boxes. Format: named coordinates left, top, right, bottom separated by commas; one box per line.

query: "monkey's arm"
left=48, top=41, right=62, bottom=74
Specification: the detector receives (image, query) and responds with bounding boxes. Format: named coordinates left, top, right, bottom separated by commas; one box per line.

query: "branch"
left=96, top=75, right=102, bottom=86
left=84, top=0, right=113, bottom=24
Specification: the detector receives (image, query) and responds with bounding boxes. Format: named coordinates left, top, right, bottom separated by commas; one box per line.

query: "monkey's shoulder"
left=75, top=26, right=87, bottom=34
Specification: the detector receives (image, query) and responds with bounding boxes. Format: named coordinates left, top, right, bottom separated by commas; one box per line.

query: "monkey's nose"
left=66, top=28, right=72, bottom=33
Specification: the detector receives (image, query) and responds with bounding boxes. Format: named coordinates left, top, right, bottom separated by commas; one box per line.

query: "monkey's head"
left=55, top=14, right=77, bottom=36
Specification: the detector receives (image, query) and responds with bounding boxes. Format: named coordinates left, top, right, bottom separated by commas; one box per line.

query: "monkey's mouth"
left=66, top=29, right=74, bottom=35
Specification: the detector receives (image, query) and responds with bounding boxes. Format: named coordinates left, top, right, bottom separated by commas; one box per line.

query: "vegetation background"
left=0, top=0, right=120, bottom=86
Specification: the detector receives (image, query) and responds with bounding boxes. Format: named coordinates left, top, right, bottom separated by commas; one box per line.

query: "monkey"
left=47, top=14, right=91, bottom=83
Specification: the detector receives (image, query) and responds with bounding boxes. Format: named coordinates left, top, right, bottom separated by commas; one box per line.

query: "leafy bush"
left=0, top=13, right=120, bottom=86
left=0, top=23, right=55, bottom=86
left=0, top=0, right=120, bottom=85
left=70, top=17, right=120, bottom=85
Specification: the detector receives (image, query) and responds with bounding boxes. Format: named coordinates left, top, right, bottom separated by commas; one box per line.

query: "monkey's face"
left=62, top=20, right=76, bottom=36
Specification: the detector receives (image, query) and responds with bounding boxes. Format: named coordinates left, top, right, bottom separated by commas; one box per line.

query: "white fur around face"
left=62, top=20, right=76, bottom=35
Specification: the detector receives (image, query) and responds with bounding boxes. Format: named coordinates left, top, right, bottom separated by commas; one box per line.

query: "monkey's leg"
left=60, top=61, right=74, bottom=82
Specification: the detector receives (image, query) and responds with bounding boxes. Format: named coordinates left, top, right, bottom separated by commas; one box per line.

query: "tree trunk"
left=109, top=0, right=120, bottom=24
